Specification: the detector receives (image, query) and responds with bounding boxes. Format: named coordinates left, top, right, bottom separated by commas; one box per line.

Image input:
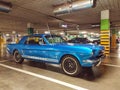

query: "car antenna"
left=46, top=23, right=53, bottom=43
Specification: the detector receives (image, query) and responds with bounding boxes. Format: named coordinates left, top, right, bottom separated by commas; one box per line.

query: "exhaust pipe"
left=53, top=0, right=96, bottom=15
left=0, top=1, right=12, bottom=13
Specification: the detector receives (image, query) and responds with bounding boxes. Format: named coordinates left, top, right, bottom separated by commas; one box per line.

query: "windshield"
left=45, top=35, right=65, bottom=44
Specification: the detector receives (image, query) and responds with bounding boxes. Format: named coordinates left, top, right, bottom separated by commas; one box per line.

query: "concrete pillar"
left=27, top=23, right=34, bottom=35
left=111, top=29, right=117, bottom=49
left=100, top=10, right=110, bottom=56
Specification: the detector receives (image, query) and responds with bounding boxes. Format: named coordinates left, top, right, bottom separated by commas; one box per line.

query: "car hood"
left=54, top=43, right=104, bottom=51
left=53, top=43, right=104, bottom=58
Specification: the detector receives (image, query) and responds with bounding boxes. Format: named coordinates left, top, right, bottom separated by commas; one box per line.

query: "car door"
left=22, top=36, right=49, bottom=62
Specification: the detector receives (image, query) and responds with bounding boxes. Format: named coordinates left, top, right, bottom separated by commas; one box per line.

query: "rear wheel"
left=61, top=55, right=82, bottom=76
left=14, top=50, right=24, bottom=64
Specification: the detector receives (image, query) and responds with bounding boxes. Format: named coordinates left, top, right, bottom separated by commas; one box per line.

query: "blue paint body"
left=7, top=34, right=105, bottom=67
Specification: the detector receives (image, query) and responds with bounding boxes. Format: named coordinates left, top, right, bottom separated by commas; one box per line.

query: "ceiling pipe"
left=53, top=0, right=96, bottom=16
left=0, top=1, right=12, bottom=13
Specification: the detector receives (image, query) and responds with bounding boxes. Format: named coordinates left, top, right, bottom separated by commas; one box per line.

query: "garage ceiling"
left=1, top=0, right=120, bottom=32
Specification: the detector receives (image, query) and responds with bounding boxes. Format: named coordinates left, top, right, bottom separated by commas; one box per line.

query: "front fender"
left=58, top=52, right=92, bottom=65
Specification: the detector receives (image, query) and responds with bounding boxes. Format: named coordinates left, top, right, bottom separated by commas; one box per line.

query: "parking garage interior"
left=0, top=0, right=120, bottom=90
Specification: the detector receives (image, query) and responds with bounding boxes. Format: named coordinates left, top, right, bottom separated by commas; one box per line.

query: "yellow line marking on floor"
left=104, top=64, right=120, bottom=68
left=0, top=63, right=88, bottom=90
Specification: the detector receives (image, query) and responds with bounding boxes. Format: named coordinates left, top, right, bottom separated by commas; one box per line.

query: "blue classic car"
left=7, top=34, right=105, bottom=76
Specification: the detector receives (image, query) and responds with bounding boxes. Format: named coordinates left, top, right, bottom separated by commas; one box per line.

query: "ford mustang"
left=7, top=34, right=105, bottom=76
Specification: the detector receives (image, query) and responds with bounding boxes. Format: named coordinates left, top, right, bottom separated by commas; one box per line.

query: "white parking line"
left=104, top=64, right=120, bottom=68
left=0, top=60, right=9, bottom=63
left=0, top=63, right=88, bottom=90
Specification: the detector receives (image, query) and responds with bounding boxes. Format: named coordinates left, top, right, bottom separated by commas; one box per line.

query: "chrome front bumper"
left=83, top=54, right=106, bottom=67
left=94, top=54, right=106, bottom=66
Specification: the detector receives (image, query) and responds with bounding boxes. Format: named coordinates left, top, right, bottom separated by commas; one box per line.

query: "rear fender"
left=12, top=49, right=23, bottom=56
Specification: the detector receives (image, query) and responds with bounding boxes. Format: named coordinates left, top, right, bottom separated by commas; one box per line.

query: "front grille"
left=90, top=50, right=105, bottom=60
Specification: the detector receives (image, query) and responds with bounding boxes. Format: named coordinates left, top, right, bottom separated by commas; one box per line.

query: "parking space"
left=0, top=45, right=120, bottom=90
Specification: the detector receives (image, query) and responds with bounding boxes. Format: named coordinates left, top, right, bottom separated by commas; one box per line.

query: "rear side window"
left=25, top=36, right=45, bottom=45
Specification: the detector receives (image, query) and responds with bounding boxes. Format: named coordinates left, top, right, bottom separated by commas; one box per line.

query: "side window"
left=25, top=37, right=38, bottom=45
left=25, top=36, right=45, bottom=45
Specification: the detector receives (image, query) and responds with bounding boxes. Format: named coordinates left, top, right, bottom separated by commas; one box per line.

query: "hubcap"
left=64, top=58, right=77, bottom=73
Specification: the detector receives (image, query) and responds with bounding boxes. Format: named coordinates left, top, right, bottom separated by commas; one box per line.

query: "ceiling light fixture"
left=0, top=1, right=12, bottom=13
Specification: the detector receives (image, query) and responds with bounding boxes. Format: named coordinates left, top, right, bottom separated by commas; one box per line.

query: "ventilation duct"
left=0, top=1, right=12, bottom=13
left=53, top=0, right=96, bottom=15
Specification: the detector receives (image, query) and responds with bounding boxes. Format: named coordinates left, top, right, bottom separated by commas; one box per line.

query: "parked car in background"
left=92, top=39, right=100, bottom=45
left=68, top=37, right=100, bottom=45
left=88, top=37, right=100, bottom=45
left=67, top=37, right=90, bottom=44
left=7, top=34, right=105, bottom=76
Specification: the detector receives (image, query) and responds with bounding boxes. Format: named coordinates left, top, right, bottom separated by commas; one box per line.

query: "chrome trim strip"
left=22, top=55, right=58, bottom=63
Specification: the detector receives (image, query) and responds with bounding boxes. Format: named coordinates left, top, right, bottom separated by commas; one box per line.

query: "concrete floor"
left=0, top=44, right=120, bottom=90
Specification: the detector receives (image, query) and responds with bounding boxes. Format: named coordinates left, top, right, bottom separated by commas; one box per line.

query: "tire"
left=61, top=55, right=82, bottom=76
left=14, top=50, right=24, bottom=64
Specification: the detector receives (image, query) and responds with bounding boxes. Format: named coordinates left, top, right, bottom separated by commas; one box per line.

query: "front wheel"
left=61, top=55, right=82, bottom=76
left=14, top=50, right=24, bottom=64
